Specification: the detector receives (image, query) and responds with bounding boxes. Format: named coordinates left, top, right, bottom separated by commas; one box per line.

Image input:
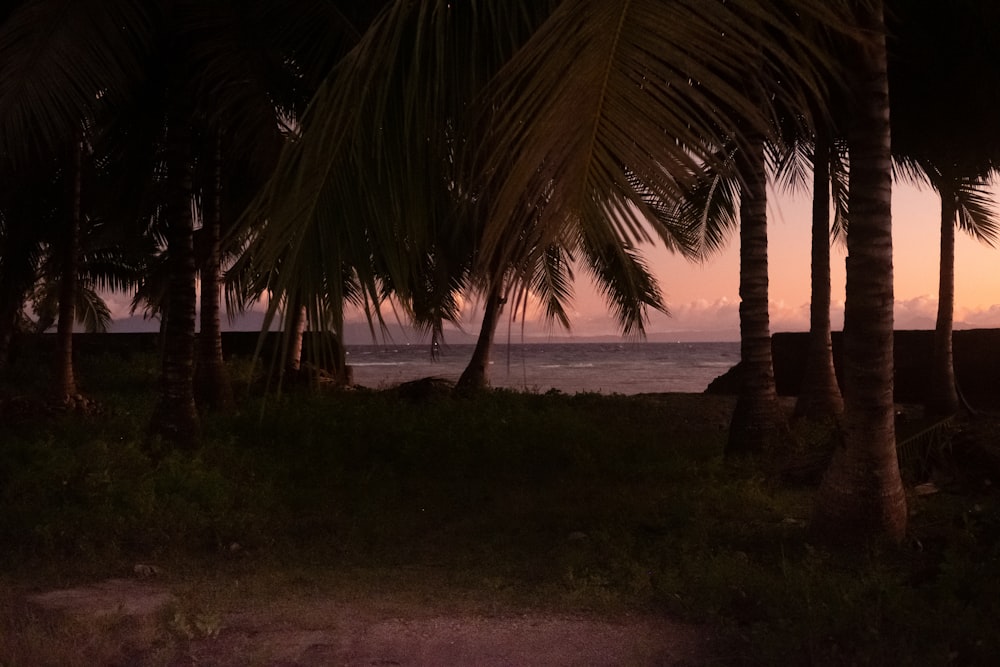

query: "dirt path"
left=24, top=578, right=726, bottom=666
left=185, top=603, right=716, bottom=666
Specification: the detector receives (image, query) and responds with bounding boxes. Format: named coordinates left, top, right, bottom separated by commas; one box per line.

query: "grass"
left=1, top=350, right=999, bottom=665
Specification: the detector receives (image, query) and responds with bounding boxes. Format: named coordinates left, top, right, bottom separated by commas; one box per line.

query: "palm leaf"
left=0, top=0, right=156, bottom=168
left=771, top=139, right=814, bottom=198
left=580, top=237, right=664, bottom=339
left=830, top=140, right=850, bottom=244
left=474, top=0, right=850, bottom=280
left=955, top=176, right=1000, bottom=247
left=523, top=245, right=575, bottom=332
left=662, top=151, right=741, bottom=259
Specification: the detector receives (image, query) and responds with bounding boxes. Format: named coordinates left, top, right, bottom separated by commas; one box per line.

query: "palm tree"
left=226, top=0, right=912, bottom=544
left=0, top=0, right=153, bottom=379
left=772, top=131, right=849, bottom=422
left=193, top=131, right=234, bottom=410
left=666, top=138, right=790, bottom=454
left=887, top=0, right=1000, bottom=417
left=93, top=1, right=373, bottom=443
left=724, top=136, right=790, bottom=455
left=813, top=0, right=907, bottom=543
left=27, top=181, right=147, bottom=401
left=795, top=134, right=848, bottom=421
left=0, top=178, right=47, bottom=374
left=53, top=135, right=84, bottom=401
left=238, top=0, right=561, bottom=383
left=245, top=0, right=843, bottom=403
left=455, top=236, right=665, bottom=394
left=906, top=166, right=998, bottom=417
left=146, top=114, right=200, bottom=445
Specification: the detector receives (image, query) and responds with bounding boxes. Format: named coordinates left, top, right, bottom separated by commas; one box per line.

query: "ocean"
left=345, top=341, right=739, bottom=395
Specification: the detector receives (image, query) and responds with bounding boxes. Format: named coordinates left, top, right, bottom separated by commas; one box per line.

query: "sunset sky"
left=104, top=182, right=1000, bottom=343
left=474, top=181, right=1000, bottom=342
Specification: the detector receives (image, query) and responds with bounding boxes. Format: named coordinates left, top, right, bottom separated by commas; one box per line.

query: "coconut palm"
left=925, top=173, right=998, bottom=415
left=0, top=0, right=154, bottom=381
left=192, top=132, right=234, bottom=410
left=725, top=136, right=790, bottom=454
left=889, top=160, right=999, bottom=417
left=0, top=175, right=48, bottom=373
left=795, top=134, right=848, bottom=421
left=772, top=131, right=850, bottom=422
left=887, top=0, right=1000, bottom=417
left=27, top=194, right=147, bottom=401
left=91, top=1, right=374, bottom=444
left=237, top=0, right=561, bottom=384
left=454, top=235, right=666, bottom=393
left=661, top=137, right=788, bottom=454
left=813, top=0, right=907, bottom=543
left=242, top=0, right=914, bottom=542
left=244, top=0, right=844, bottom=399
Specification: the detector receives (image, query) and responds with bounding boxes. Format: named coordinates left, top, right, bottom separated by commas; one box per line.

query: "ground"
left=19, top=573, right=723, bottom=666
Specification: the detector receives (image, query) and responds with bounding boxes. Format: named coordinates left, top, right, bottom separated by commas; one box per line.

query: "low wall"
left=11, top=331, right=342, bottom=364
left=706, top=329, right=1000, bottom=406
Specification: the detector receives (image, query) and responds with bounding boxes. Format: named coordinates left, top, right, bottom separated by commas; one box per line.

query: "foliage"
left=1, top=350, right=999, bottom=664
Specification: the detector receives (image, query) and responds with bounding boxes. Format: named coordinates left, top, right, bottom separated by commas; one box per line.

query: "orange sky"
left=492, top=183, right=1000, bottom=341
left=102, top=182, right=1000, bottom=343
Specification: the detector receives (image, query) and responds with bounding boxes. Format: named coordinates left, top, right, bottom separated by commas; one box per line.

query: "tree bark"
left=726, top=136, right=788, bottom=455
left=926, top=183, right=960, bottom=416
left=149, top=120, right=201, bottom=447
left=0, top=262, right=31, bottom=374
left=54, top=135, right=83, bottom=403
left=455, top=283, right=504, bottom=394
left=814, top=0, right=907, bottom=544
left=287, top=303, right=307, bottom=373
left=195, top=134, right=235, bottom=411
left=794, top=135, right=844, bottom=420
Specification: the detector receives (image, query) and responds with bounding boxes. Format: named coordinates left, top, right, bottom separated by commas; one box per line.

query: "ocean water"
left=346, top=341, right=739, bottom=395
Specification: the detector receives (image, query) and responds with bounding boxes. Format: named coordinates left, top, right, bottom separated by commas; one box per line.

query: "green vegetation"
left=1, top=351, right=999, bottom=665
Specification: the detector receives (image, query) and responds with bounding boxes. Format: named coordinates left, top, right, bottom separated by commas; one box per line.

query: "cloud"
left=957, top=303, right=1000, bottom=329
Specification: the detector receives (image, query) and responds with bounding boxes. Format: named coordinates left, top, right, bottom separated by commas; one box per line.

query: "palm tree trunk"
left=149, top=120, right=201, bottom=447
left=926, top=183, right=960, bottom=416
left=0, top=217, right=39, bottom=373
left=286, top=303, right=307, bottom=373
left=195, top=134, right=235, bottom=411
left=0, top=262, right=31, bottom=374
left=455, top=283, right=504, bottom=394
left=54, top=135, right=83, bottom=403
left=279, top=299, right=308, bottom=387
left=814, top=0, right=907, bottom=544
left=726, top=136, right=787, bottom=455
left=794, top=135, right=843, bottom=420
left=0, top=299, right=19, bottom=373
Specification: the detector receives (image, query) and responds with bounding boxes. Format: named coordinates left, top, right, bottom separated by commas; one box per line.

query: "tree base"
left=813, top=444, right=908, bottom=545
left=726, top=394, right=793, bottom=457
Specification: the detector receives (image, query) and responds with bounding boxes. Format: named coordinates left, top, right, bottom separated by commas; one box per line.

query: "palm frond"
left=955, top=176, right=1000, bottom=247
left=892, top=155, right=932, bottom=189
left=664, top=154, right=742, bottom=259
left=75, top=283, right=112, bottom=333
left=0, top=0, right=156, bottom=168
left=25, top=273, right=111, bottom=333
left=830, top=140, right=850, bottom=244
left=580, top=238, right=664, bottom=340
left=771, top=139, right=814, bottom=197
left=238, top=0, right=556, bottom=342
left=475, top=0, right=852, bottom=279
left=524, top=245, right=574, bottom=332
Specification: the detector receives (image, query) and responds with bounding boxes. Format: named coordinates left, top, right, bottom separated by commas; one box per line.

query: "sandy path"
left=26, top=579, right=725, bottom=666
left=187, top=604, right=716, bottom=665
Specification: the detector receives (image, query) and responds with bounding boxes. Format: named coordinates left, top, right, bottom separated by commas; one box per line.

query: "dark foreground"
left=1, top=351, right=999, bottom=665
